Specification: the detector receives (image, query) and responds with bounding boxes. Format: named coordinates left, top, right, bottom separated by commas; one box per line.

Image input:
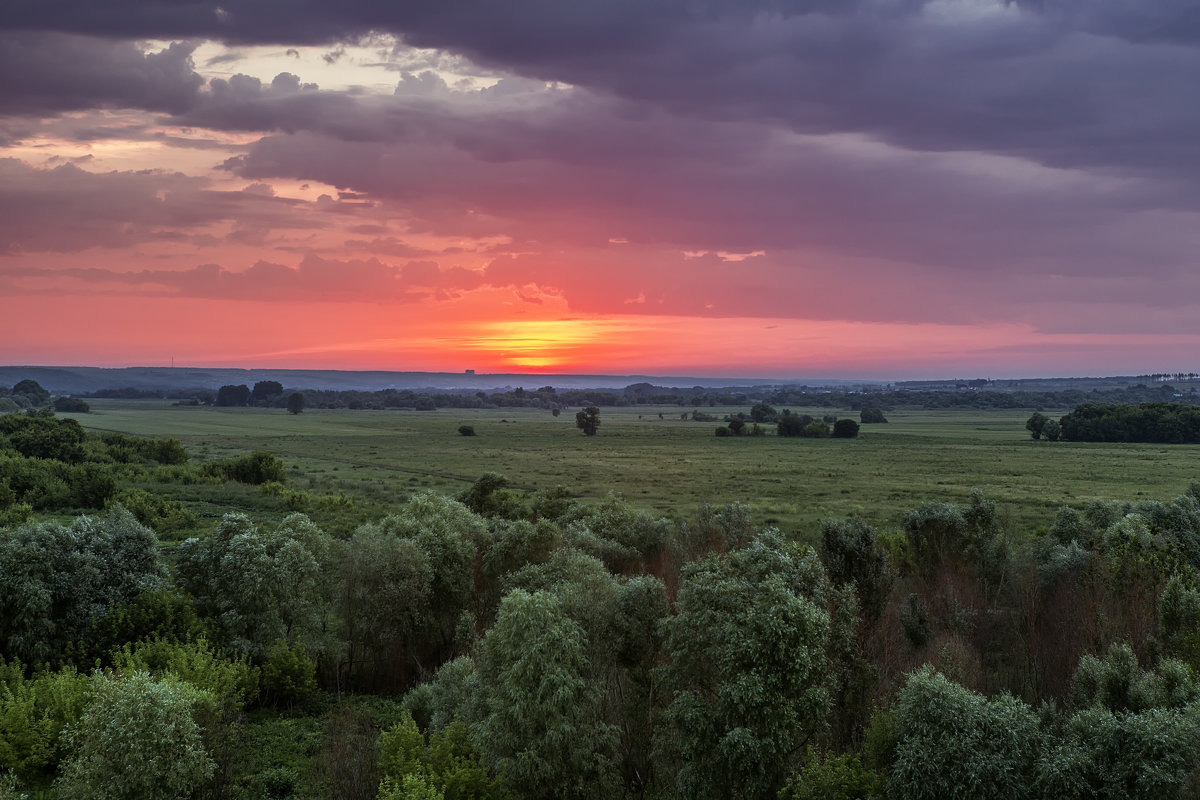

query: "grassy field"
left=64, top=400, right=1200, bottom=539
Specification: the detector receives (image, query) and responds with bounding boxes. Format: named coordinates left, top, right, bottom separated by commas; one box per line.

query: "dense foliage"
left=7, top=404, right=1200, bottom=798
left=1059, top=402, right=1200, bottom=443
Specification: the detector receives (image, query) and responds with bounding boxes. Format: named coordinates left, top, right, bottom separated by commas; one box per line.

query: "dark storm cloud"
left=0, top=159, right=312, bottom=253
left=4, top=0, right=1200, bottom=334
left=219, top=105, right=1193, bottom=280
left=1, top=252, right=485, bottom=302
left=0, top=34, right=203, bottom=114
left=4, top=1, right=1200, bottom=180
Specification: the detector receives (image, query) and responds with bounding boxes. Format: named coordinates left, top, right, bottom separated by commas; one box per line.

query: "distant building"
left=465, top=369, right=475, bottom=374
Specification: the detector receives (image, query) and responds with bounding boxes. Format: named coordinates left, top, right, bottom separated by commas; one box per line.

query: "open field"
left=64, top=399, right=1200, bottom=538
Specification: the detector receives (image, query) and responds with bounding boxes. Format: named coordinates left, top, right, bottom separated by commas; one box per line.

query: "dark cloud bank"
left=2, top=0, right=1199, bottom=332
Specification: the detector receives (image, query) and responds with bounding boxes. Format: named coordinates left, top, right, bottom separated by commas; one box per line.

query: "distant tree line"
left=0, top=379, right=89, bottom=414
left=61, top=377, right=1200, bottom=415
left=1058, top=402, right=1200, bottom=443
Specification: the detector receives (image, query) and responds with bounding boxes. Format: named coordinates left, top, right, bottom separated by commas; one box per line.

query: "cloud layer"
left=1, top=0, right=1198, bottom=375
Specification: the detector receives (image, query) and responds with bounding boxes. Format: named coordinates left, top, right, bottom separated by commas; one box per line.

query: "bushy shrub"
left=51, top=397, right=89, bottom=413
left=0, top=661, right=92, bottom=780
left=111, top=636, right=260, bottom=707
left=377, top=711, right=509, bottom=800
left=56, top=670, right=215, bottom=800
left=781, top=749, right=882, bottom=800
left=261, top=639, right=318, bottom=708
left=202, top=451, right=286, bottom=484
left=800, top=420, right=831, bottom=438
left=110, top=489, right=198, bottom=533
left=832, top=419, right=860, bottom=438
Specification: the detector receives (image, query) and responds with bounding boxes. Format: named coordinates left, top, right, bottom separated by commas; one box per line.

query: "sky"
left=2, top=0, right=1199, bottom=379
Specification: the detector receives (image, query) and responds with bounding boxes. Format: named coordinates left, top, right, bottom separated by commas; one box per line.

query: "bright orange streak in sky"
left=5, top=292, right=1199, bottom=378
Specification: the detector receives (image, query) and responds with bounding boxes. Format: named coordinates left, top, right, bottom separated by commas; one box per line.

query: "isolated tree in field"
left=776, top=412, right=814, bottom=437
left=750, top=402, right=778, bottom=423
left=576, top=406, right=600, bottom=436
left=251, top=380, right=284, bottom=406
left=832, top=419, right=860, bottom=438
left=859, top=407, right=887, bottom=424
left=1026, top=411, right=1049, bottom=439
left=286, top=392, right=305, bottom=414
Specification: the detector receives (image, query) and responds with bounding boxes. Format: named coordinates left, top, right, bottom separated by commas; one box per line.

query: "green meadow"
left=65, top=399, right=1200, bottom=537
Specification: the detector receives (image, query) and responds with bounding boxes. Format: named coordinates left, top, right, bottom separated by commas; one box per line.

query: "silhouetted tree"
left=251, top=380, right=284, bottom=406
left=832, top=419, right=860, bottom=438
left=215, top=384, right=250, bottom=407
left=1026, top=412, right=1049, bottom=440
left=576, top=407, right=600, bottom=436
left=860, top=408, right=888, bottom=424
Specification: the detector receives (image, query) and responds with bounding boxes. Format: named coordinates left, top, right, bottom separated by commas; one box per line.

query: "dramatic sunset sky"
left=2, top=1, right=1198, bottom=378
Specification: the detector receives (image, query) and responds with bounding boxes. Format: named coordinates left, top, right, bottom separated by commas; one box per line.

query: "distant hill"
left=0, top=366, right=873, bottom=396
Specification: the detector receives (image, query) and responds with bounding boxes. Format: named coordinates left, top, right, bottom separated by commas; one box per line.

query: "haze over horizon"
left=3, top=1, right=1199, bottom=377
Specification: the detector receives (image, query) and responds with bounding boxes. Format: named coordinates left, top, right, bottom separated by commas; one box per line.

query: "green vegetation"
left=6, top=387, right=1200, bottom=798
left=1060, top=401, right=1200, bottom=443
left=43, top=399, right=1199, bottom=535
left=575, top=406, right=600, bottom=436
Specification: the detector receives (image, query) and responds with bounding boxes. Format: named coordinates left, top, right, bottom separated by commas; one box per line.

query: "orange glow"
left=4, top=292, right=1200, bottom=379
left=458, top=318, right=618, bottom=371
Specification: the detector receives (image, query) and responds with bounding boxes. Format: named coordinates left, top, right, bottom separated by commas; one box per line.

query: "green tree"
left=0, top=507, right=166, bottom=664
left=575, top=407, right=600, bottom=436
left=52, top=397, right=90, bottom=413
left=820, top=517, right=894, bottom=625
left=215, top=384, right=250, bottom=407
left=658, top=532, right=834, bottom=800
left=56, top=670, right=215, bottom=800
left=832, top=419, right=860, bottom=438
left=251, top=380, right=284, bottom=406
left=859, top=408, right=887, bottom=424
left=338, top=525, right=433, bottom=688
left=749, top=402, right=777, bottom=423
left=339, top=495, right=486, bottom=686
left=287, top=392, right=306, bottom=414
left=176, top=513, right=335, bottom=660
left=10, top=381, right=49, bottom=407
left=890, top=666, right=1041, bottom=800
left=777, top=412, right=813, bottom=438
left=473, top=590, right=615, bottom=800
left=1039, top=704, right=1200, bottom=800
left=1026, top=412, right=1049, bottom=440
